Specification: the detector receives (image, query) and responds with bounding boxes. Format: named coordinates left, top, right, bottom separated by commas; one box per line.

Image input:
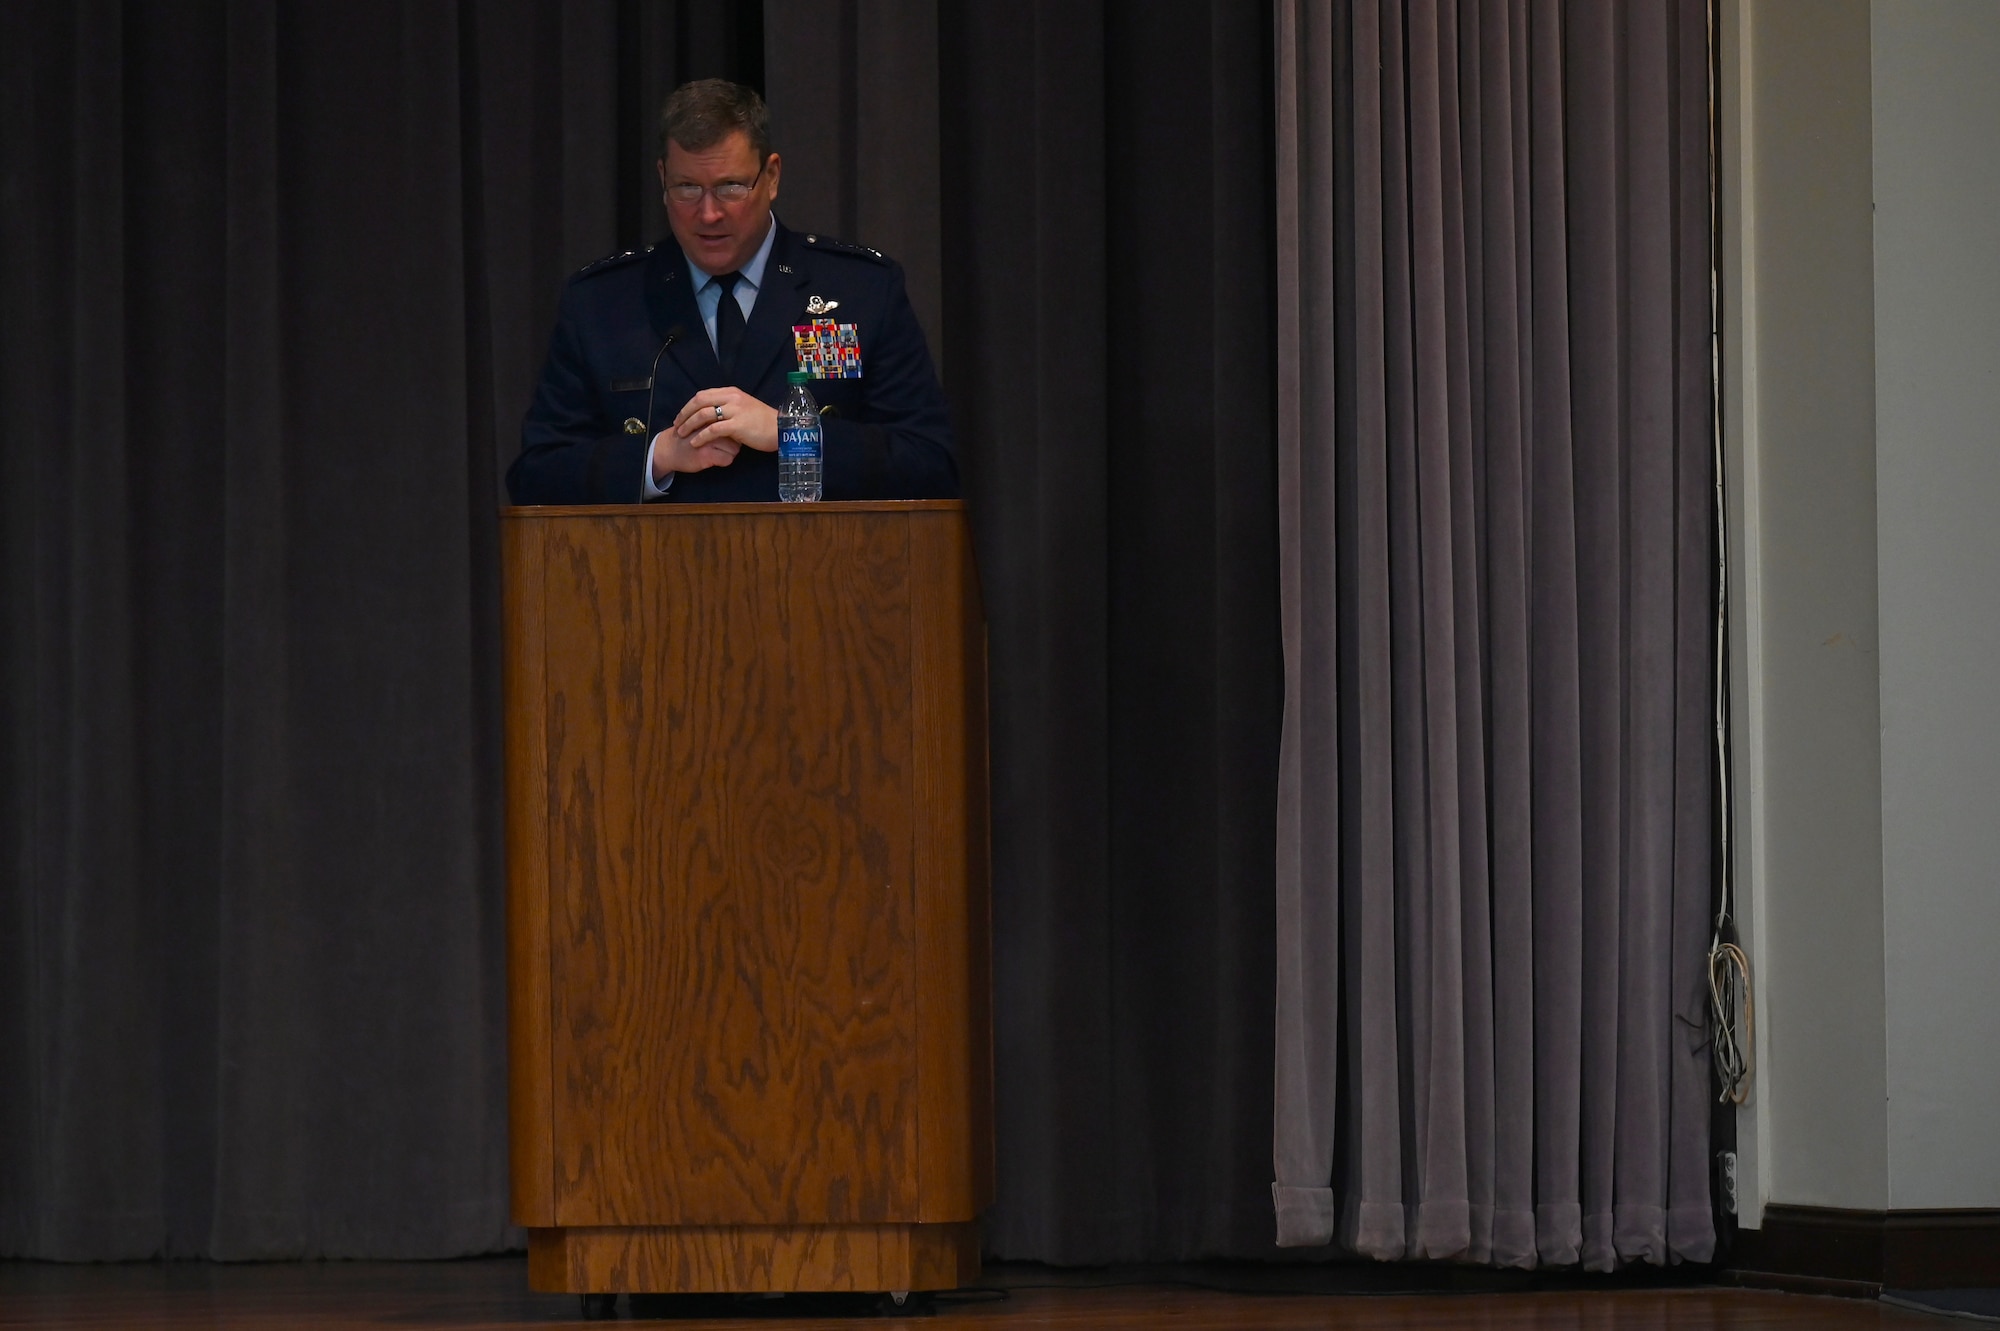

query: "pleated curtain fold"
left=1273, top=0, right=1717, bottom=1269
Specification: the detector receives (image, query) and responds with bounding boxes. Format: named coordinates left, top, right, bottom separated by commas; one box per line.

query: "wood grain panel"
left=527, top=1222, right=980, bottom=1294
left=908, top=513, right=994, bottom=1221
left=961, top=531, right=996, bottom=1211
left=500, top=518, right=556, bottom=1227
left=909, top=1215, right=983, bottom=1290
left=541, top=511, right=918, bottom=1228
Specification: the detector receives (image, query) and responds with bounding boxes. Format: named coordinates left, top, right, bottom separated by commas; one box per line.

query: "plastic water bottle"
left=779, top=370, right=823, bottom=502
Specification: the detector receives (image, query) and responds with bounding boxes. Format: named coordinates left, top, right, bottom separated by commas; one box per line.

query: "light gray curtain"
left=1273, top=0, right=1716, bottom=1269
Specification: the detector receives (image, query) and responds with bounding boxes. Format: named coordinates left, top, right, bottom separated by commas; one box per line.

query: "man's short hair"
left=659, top=79, right=774, bottom=162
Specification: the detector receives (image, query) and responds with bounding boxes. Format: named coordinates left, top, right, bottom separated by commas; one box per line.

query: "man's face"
left=658, top=130, right=780, bottom=276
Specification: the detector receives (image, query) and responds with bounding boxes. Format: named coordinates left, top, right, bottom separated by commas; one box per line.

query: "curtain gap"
left=735, top=0, right=765, bottom=95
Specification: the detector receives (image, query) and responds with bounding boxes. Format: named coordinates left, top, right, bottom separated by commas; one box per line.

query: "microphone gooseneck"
left=642, top=326, right=685, bottom=443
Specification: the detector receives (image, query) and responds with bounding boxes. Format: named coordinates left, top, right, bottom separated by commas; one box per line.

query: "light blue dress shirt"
left=644, top=217, right=780, bottom=498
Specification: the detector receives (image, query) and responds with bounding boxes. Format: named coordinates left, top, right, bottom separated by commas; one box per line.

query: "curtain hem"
left=1344, top=1197, right=1408, bottom=1261
left=1667, top=1204, right=1718, bottom=1264
left=1271, top=1183, right=1337, bottom=1247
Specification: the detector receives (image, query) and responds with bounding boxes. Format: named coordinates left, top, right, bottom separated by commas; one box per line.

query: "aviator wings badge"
left=805, top=295, right=840, bottom=316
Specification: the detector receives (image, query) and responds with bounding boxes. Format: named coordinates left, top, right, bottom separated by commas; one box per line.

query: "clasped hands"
left=650, top=387, right=778, bottom=480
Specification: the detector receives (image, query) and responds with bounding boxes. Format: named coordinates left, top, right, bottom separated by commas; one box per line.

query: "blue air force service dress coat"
left=506, top=222, right=958, bottom=505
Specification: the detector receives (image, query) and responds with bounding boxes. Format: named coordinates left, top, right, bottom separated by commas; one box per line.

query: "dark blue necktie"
left=713, top=271, right=745, bottom=374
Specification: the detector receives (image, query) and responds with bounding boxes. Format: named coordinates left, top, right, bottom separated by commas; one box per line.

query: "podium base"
left=526, top=1221, right=981, bottom=1294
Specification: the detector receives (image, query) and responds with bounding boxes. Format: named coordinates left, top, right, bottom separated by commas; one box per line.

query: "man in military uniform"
left=506, top=79, right=957, bottom=504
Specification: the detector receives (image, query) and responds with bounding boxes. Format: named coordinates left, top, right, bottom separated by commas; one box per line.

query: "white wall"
left=1725, top=0, right=1889, bottom=1220
left=1726, top=0, right=2000, bottom=1222
left=1871, top=0, right=2000, bottom=1211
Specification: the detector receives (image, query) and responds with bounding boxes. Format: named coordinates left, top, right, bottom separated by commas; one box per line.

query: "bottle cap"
left=787, top=370, right=810, bottom=385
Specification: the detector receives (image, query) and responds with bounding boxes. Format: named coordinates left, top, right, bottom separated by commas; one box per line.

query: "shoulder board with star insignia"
left=573, top=245, right=653, bottom=279
left=802, top=233, right=889, bottom=265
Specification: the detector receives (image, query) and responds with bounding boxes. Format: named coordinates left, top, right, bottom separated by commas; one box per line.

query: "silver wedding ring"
left=714, top=403, right=724, bottom=421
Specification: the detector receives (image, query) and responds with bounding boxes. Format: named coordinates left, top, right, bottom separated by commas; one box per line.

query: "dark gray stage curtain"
left=0, top=0, right=748, bottom=1261
left=762, top=0, right=944, bottom=369
left=775, top=0, right=1286, bottom=1264
left=936, top=0, right=1284, bottom=1263
left=1272, top=0, right=1716, bottom=1268
left=764, top=0, right=1290, bottom=1263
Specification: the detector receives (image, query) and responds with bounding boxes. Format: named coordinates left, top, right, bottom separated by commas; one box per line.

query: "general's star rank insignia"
left=793, top=317, right=863, bottom=379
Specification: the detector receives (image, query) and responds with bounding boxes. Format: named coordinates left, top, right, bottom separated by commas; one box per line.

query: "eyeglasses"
left=666, top=159, right=768, bottom=207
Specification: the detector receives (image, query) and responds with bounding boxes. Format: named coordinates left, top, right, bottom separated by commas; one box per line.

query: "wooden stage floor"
left=0, top=1257, right=1952, bottom=1328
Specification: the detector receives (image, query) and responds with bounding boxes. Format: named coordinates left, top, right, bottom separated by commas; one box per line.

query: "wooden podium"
left=500, top=500, right=992, bottom=1298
